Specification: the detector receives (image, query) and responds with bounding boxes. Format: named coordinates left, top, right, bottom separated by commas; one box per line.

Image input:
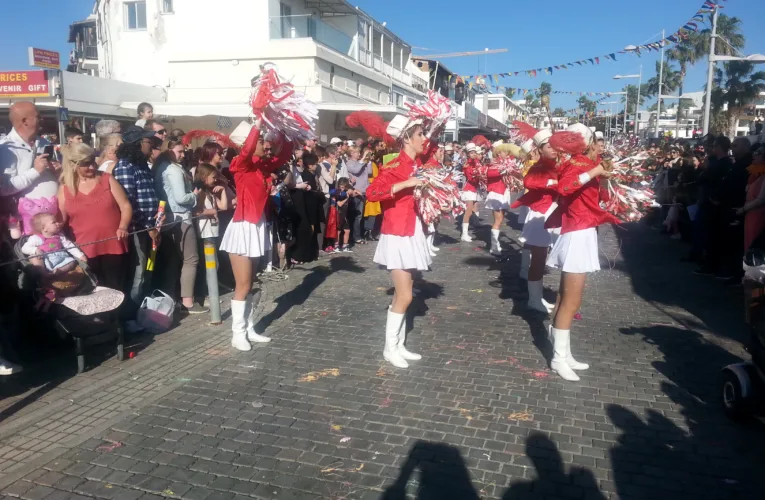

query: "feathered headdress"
left=250, top=63, right=318, bottom=144
left=549, top=131, right=587, bottom=156
left=470, top=135, right=492, bottom=150
left=512, top=120, right=539, bottom=141
left=494, top=143, right=524, bottom=158
left=405, top=90, right=452, bottom=139
left=345, top=111, right=395, bottom=146
left=181, top=130, right=237, bottom=149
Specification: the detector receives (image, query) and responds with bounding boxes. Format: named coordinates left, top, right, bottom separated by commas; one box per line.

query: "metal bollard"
left=203, top=238, right=222, bottom=325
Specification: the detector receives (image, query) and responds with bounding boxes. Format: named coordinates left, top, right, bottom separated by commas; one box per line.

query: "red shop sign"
left=0, top=71, right=51, bottom=98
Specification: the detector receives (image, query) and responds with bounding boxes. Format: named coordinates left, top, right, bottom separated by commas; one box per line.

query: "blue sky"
left=1, top=0, right=763, bottom=112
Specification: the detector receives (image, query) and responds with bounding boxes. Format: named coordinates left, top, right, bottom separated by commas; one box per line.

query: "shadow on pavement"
left=256, top=256, right=364, bottom=331
left=614, top=324, right=765, bottom=498
left=381, top=440, right=480, bottom=500
left=501, top=433, right=606, bottom=500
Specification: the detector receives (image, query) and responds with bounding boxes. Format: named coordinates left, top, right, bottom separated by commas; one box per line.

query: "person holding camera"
left=154, top=139, right=208, bottom=314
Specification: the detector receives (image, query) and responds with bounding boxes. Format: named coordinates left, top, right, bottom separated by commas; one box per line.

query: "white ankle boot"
left=527, top=280, right=553, bottom=314
left=245, top=295, right=271, bottom=343
left=429, top=234, right=439, bottom=252
left=230, top=300, right=252, bottom=352
left=490, top=229, right=502, bottom=255
left=519, top=248, right=531, bottom=280
left=461, top=223, right=472, bottom=242
left=426, top=234, right=437, bottom=257
left=397, top=315, right=421, bottom=361
left=383, top=310, right=408, bottom=368
left=550, top=328, right=580, bottom=381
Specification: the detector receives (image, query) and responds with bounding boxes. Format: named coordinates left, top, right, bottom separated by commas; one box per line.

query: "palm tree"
left=712, top=61, right=765, bottom=136
left=667, top=37, right=701, bottom=136
left=536, top=82, right=552, bottom=99
left=621, top=84, right=648, bottom=115
left=552, top=107, right=566, bottom=117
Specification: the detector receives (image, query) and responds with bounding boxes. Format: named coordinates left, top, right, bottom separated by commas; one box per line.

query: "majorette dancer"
left=510, top=125, right=559, bottom=313
left=460, top=144, right=482, bottom=242
left=483, top=141, right=512, bottom=255
left=222, top=64, right=316, bottom=351
left=544, top=123, right=618, bottom=381
left=366, top=115, right=429, bottom=368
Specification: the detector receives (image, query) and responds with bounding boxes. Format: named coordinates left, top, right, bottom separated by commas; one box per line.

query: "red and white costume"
left=545, top=154, right=619, bottom=273
left=513, top=156, right=560, bottom=247
left=461, top=156, right=482, bottom=202
left=483, top=163, right=509, bottom=211
left=367, top=151, right=431, bottom=271
left=221, top=125, right=293, bottom=258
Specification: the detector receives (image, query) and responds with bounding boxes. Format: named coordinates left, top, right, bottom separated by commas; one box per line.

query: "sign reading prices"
left=28, top=48, right=60, bottom=70
left=0, top=71, right=51, bottom=98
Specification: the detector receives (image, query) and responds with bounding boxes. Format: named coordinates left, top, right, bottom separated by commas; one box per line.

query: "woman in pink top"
left=737, top=145, right=765, bottom=252
left=58, top=143, right=133, bottom=290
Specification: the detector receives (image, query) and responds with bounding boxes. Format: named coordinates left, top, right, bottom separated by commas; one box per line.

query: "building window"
left=125, top=1, right=147, bottom=30
left=488, top=99, right=500, bottom=110
left=395, top=93, right=404, bottom=107
left=161, top=0, right=173, bottom=13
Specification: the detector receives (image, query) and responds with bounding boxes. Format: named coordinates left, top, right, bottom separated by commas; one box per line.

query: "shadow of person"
left=255, top=256, right=364, bottom=331
left=381, top=440, right=480, bottom=500
left=501, top=433, right=605, bottom=500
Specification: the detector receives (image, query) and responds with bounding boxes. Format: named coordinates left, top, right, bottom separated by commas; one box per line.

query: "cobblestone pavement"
left=1, top=213, right=765, bottom=500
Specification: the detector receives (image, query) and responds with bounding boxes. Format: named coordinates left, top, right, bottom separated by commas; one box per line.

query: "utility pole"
left=634, top=65, right=643, bottom=136
left=655, top=30, right=665, bottom=139
left=702, top=5, right=719, bottom=135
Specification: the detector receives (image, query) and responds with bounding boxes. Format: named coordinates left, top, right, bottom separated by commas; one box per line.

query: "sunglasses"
left=157, top=129, right=167, bottom=135
left=77, top=158, right=97, bottom=167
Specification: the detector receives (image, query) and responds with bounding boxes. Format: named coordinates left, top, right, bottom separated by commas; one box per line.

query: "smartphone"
left=42, top=145, right=54, bottom=157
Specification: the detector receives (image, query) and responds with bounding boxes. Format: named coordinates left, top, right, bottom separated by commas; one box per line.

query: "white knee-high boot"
left=461, top=223, right=472, bottom=242
left=230, top=300, right=251, bottom=352
left=245, top=295, right=271, bottom=343
left=519, top=248, right=531, bottom=280
left=397, top=315, right=421, bottom=361
left=384, top=310, right=408, bottom=368
left=490, top=229, right=502, bottom=254
left=426, top=234, right=437, bottom=257
left=550, top=328, right=580, bottom=381
left=527, top=280, right=552, bottom=314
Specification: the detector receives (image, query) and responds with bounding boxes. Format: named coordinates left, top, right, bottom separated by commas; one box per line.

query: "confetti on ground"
left=470, top=289, right=484, bottom=293
left=175, top=377, right=192, bottom=383
left=380, top=395, right=393, bottom=408
left=574, top=312, right=582, bottom=320
left=376, top=366, right=389, bottom=377
left=321, top=462, right=365, bottom=474
left=96, top=440, right=123, bottom=452
left=488, top=357, right=550, bottom=379
left=376, top=287, right=387, bottom=291
left=331, top=424, right=343, bottom=432
left=205, top=348, right=227, bottom=357
left=320, top=311, right=329, bottom=316
left=446, top=306, right=458, bottom=310
left=507, top=411, right=534, bottom=421
left=298, top=368, right=340, bottom=382
left=251, top=401, right=264, bottom=408
left=340, top=437, right=351, bottom=443
left=162, top=489, right=176, bottom=496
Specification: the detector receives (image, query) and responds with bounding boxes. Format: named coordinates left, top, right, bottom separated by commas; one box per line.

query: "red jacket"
left=462, top=159, right=481, bottom=193
left=486, top=165, right=505, bottom=195
left=545, top=154, right=620, bottom=234
left=231, top=127, right=294, bottom=224
left=511, top=157, right=558, bottom=213
left=366, top=151, right=421, bottom=237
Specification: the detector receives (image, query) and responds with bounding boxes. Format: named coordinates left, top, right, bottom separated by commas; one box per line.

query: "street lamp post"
left=614, top=71, right=642, bottom=136
left=702, top=6, right=719, bottom=136
left=655, top=30, right=665, bottom=139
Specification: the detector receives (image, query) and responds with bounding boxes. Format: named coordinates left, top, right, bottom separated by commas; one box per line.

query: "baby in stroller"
left=21, top=212, right=91, bottom=304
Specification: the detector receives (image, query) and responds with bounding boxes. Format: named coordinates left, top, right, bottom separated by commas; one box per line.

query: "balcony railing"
left=83, top=45, right=98, bottom=59
left=269, top=15, right=353, bottom=58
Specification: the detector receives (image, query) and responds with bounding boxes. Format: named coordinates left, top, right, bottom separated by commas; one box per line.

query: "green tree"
left=709, top=61, right=765, bottom=136
left=667, top=37, right=702, bottom=136
left=552, top=107, right=566, bottom=117
left=621, top=84, right=649, bottom=115
left=505, top=88, right=515, bottom=100
left=644, top=60, right=682, bottom=132
left=536, top=82, right=552, bottom=99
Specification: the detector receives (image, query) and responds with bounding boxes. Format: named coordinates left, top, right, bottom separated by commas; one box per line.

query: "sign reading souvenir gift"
left=28, top=48, right=60, bottom=70
left=0, top=71, right=51, bottom=98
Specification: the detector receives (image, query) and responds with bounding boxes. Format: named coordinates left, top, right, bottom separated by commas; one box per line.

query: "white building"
left=473, top=94, right=525, bottom=128
left=75, top=0, right=428, bottom=139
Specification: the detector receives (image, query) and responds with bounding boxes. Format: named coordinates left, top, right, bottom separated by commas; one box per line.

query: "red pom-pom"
left=549, top=131, right=587, bottom=156
left=470, top=135, right=492, bottom=149
left=182, top=130, right=237, bottom=149
left=346, top=111, right=395, bottom=145
left=512, top=121, right=539, bottom=141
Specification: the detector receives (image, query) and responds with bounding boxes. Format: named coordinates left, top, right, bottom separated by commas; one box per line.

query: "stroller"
left=721, top=248, right=765, bottom=421
left=14, top=235, right=126, bottom=374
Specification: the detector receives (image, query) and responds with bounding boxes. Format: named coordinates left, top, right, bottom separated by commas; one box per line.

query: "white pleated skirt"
left=220, top=218, right=271, bottom=258
left=484, top=190, right=509, bottom=211
left=461, top=190, right=481, bottom=202
left=546, top=227, right=600, bottom=274
left=373, top=220, right=432, bottom=271
left=519, top=203, right=559, bottom=247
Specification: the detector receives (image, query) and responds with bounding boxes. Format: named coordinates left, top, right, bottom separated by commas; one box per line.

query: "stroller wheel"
left=721, top=369, right=750, bottom=421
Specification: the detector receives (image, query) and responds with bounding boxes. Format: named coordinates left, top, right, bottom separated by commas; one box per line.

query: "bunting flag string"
left=561, top=95, right=612, bottom=116
left=497, top=88, right=616, bottom=97
left=451, top=0, right=726, bottom=83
